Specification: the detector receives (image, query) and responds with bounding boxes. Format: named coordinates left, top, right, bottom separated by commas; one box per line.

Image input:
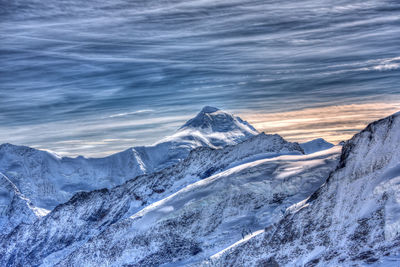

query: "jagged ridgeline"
left=2, top=107, right=399, bottom=266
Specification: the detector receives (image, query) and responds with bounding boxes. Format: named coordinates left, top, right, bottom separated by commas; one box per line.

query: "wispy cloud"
left=108, top=109, right=154, bottom=118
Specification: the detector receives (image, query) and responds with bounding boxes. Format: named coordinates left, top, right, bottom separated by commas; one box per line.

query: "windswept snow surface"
left=0, top=107, right=257, bottom=232
left=206, top=111, right=400, bottom=266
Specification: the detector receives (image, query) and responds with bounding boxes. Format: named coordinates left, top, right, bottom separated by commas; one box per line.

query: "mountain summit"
left=300, top=138, right=335, bottom=154
left=200, top=105, right=220, bottom=113
left=170, top=106, right=258, bottom=149
left=180, top=106, right=257, bottom=135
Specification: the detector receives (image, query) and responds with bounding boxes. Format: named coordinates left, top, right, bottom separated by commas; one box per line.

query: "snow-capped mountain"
left=207, top=111, right=400, bottom=266
left=300, top=138, right=334, bottom=154
left=0, top=131, right=307, bottom=266
left=0, top=107, right=257, bottom=232
left=2, top=107, right=399, bottom=267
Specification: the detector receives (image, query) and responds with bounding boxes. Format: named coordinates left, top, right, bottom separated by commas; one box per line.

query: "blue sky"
left=1, top=0, right=400, bottom=156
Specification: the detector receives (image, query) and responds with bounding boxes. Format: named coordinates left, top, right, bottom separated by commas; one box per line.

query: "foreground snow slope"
left=0, top=132, right=305, bottom=266
left=57, top=147, right=340, bottom=266
left=207, top=112, right=400, bottom=266
left=0, top=106, right=257, bottom=232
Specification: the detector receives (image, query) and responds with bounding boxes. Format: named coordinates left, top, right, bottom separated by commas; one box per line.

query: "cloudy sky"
left=1, top=0, right=399, bottom=156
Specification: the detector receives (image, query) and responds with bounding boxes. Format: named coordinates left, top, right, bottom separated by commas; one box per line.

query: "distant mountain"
left=208, top=112, right=400, bottom=266
left=0, top=131, right=307, bottom=266
left=300, top=138, right=335, bottom=154
left=179, top=106, right=257, bottom=138
left=0, top=106, right=258, bottom=232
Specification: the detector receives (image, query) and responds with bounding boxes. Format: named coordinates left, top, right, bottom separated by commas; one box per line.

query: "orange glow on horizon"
left=242, top=102, right=400, bottom=144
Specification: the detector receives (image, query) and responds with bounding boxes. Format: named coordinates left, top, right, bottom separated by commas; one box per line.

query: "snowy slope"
left=56, top=147, right=340, bottom=267
left=0, top=107, right=256, bottom=215
left=0, top=132, right=305, bottom=266
left=300, top=138, right=334, bottom=154
left=207, top=111, right=400, bottom=266
left=0, top=173, right=38, bottom=235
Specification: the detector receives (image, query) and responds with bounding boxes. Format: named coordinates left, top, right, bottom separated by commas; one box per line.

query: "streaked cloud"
left=108, top=109, right=154, bottom=118
left=1, top=0, right=399, bottom=157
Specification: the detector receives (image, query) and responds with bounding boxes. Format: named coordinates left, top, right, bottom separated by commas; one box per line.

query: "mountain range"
left=1, top=107, right=398, bottom=266
left=0, top=106, right=257, bottom=233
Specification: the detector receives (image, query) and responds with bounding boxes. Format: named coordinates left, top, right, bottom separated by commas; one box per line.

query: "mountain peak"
left=300, top=138, right=334, bottom=154
left=337, top=110, right=400, bottom=172
left=200, top=106, right=219, bottom=113
left=179, top=106, right=258, bottom=135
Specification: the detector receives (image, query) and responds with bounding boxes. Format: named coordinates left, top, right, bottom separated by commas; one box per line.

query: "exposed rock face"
left=207, top=112, right=400, bottom=266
